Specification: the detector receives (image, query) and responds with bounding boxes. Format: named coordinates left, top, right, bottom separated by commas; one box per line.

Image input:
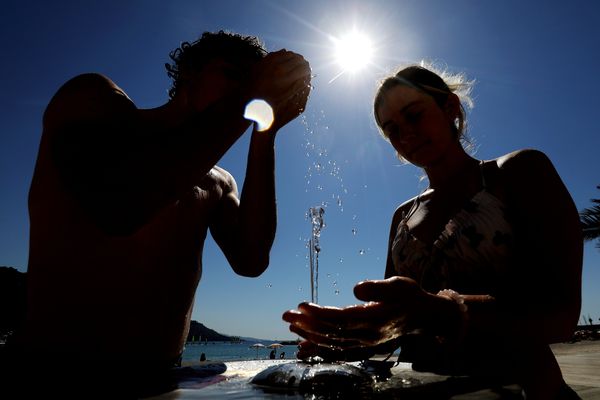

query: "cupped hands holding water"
left=282, top=276, right=462, bottom=362
left=247, top=49, right=311, bottom=133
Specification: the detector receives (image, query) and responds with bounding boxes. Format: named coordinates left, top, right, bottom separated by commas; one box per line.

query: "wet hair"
left=373, top=62, right=474, bottom=145
left=165, top=30, right=267, bottom=99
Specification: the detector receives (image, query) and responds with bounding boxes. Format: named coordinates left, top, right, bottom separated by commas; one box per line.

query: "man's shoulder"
left=202, top=166, right=237, bottom=194
left=58, top=73, right=125, bottom=93
left=43, top=73, right=133, bottom=128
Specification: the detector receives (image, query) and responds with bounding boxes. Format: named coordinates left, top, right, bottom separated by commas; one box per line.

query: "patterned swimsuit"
left=391, top=164, right=514, bottom=295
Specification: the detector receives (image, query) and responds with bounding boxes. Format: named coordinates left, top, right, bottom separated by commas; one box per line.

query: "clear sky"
left=1, top=0, right=599, bottom=340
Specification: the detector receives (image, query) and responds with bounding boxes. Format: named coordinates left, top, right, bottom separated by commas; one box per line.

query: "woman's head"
left=374, top=64, right=474, bottom=163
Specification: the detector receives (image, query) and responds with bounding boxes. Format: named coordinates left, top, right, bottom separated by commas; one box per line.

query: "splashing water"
left=300, top=110, right=371, bottom=299
left=300, top=113, right=345, bottom=214
left=308, top=206, right=325, bottom=304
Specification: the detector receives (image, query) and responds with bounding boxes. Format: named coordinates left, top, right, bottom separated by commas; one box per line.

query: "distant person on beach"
left=284, top=64, right=582, bottom=399
left=18, top=30, right=310, bottom=392
left=269, top=349, right=276, bottom=359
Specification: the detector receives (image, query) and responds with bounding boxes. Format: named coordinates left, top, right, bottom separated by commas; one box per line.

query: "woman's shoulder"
left=487, top=149, right=569, bottom=209
left=391, top=189, right=431, bottom=224
left=494, top=148, right=552, bottom=170
left=490, top=149, right=556, bottom=181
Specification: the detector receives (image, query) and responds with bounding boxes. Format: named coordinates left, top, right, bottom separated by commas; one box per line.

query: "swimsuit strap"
left=402, top=187, right=426, bottom=224
left=479, top=160, right=488, bottom=190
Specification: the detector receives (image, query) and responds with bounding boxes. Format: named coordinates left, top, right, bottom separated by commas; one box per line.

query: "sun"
left=333, top=30, right=374, bottom=74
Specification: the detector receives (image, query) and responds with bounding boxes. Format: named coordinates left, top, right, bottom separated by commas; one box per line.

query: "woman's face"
left=376, top=85, right=456, bottom=168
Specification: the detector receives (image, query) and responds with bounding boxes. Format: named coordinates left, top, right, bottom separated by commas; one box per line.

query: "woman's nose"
left=398, top=125, right=417, bottom=143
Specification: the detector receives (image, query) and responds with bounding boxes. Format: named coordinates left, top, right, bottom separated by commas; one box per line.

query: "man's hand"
left=248, top=50, right=311, bottom=133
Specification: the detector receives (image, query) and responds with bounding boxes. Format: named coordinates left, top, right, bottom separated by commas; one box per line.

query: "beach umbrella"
left=268, top=343, right=284, bottom=353
left=267, top=343, right=283, bottom=355
left=249, top=343, right=266, bottom=358
left=268, top=343, right=284, bottom=359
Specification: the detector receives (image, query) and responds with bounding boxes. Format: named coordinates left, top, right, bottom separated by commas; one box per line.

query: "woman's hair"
left=373, top=62, right=475, bottom=146
left=165, top=30, right=267, bottom=99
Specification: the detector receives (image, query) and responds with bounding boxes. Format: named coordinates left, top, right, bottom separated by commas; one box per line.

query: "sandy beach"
left=551, top=340, right=600, bottom=399
left=551, top=339, right=600, bottom=356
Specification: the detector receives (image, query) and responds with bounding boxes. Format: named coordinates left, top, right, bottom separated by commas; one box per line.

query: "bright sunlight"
left=333, top=30, right=374, bottom=74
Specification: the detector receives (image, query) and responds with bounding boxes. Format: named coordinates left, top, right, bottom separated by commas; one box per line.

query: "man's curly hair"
left=165, top=30, right=267, bottom=99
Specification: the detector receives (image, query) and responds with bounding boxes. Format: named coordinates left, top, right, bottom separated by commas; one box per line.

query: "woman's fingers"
left=289, top=324, right=364, bottom=349
left=354, top=276, right=421, bottom=302
left=284, top=303, right=390, bottom=347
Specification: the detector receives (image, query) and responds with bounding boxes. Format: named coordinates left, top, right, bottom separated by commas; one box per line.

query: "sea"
left=181, top=341, right=299, bottom=363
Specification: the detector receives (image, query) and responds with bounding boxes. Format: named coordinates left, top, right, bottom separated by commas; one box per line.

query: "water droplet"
left=335, top=290, right=340, bottom=295
left=332, top=281, right=337, bottom=286
left=352, top=228, right=357, bottom=235
left=339, top=258, right=343, bottom=263
left=359, top=249, right=365, bottom=255
left=266, top=283, right=272, bottom=288
left=352, top=215, right=357, bottom=220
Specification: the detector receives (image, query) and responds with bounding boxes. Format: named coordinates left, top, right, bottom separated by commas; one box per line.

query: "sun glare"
left=333, top=30, right=374, bottom=74
left=244, top=99, right=274, bottom=132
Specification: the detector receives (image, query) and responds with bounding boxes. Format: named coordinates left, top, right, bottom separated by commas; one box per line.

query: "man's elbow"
left=230, top=254, right=270, bottom=278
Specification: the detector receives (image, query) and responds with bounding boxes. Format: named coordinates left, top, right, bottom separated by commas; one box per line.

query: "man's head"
left=166, top=30, right=267, bottom=99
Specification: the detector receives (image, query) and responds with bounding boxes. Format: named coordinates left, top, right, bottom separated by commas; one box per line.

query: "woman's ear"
left=443, top=93, right=461, bottom=121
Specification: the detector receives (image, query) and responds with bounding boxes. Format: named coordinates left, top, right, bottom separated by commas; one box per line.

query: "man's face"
left=185, top=57, right=254, bottom=112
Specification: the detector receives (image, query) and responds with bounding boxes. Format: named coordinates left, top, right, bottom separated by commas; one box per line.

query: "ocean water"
left=181, top=342, right=299, bottom=363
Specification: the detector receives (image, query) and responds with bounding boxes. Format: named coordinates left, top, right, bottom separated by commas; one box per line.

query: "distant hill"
left=0, top=266, right=26, bottom=338
left=187, top=320, right=235, bottom=342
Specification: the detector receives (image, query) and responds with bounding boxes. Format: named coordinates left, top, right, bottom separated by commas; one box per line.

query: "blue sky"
left=1, top=0, right=599, bottom=340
